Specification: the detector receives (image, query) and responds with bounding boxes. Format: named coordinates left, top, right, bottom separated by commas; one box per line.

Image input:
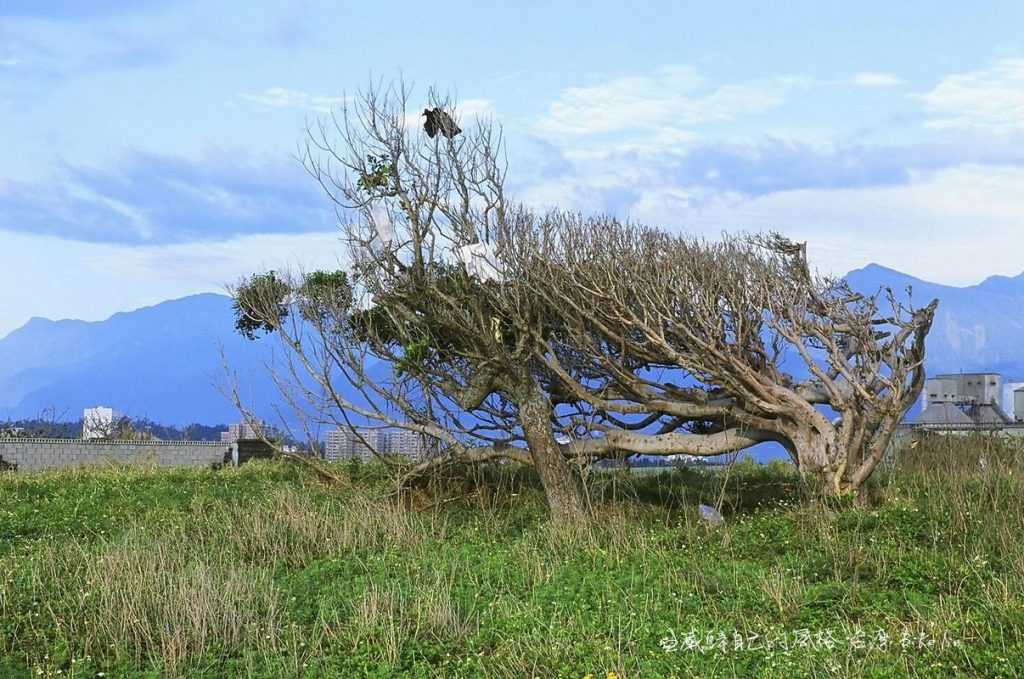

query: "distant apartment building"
left=324, top=427, right=438, bottom=463
left=82, top=406, right=123, bottom=440
left=919, top=373, right=1012, bottom=425
left=389, top=428, right=436, bottom=461
left=220, top=421, right=264, bottom=443
left=325, top=427, right=388, bottom=462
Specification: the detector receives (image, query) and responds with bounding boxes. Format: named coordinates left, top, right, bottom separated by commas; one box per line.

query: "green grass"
left=2, top=436, right=1024, bottom=678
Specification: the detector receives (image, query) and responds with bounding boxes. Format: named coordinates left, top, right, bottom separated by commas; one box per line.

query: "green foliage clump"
left=233, top=271, right=291, bottom=340
left=297, top=269, right=353, bottom=325
left=356, top=154, right=394, bottom=195
left=349, top=261, right=506, bottom=376
left=233, top=269, right=355, bottom=341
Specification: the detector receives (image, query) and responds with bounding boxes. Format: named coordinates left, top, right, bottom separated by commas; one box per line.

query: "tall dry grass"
left=0, top=480, right=447, bottom=676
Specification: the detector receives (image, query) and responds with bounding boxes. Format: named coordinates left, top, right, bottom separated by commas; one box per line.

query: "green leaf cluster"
left=356, top=154, right=394, bottom=195
left=233, top=271, right=291, bottom=340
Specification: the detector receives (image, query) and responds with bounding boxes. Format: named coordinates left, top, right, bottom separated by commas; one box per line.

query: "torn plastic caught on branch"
left=457, top=242, right=503, bottom=283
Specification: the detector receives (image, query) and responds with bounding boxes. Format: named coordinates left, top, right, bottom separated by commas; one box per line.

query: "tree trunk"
left=802, top=451, right=875, bottom=503
left=790, top=423, right=860, bottom=498
left=517, top=384, right=588, bottom=523
left=794, top=414, right=901, bottom=504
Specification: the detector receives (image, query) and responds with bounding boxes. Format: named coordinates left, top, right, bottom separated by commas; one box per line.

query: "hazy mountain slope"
left=2, top=263, right=1022, bottom=430
left=845, top=264, right=1024, bottom=378
left=0, top=294, right=290, bottom=425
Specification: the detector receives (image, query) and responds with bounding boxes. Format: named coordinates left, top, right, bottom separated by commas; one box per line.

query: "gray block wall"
left=0, top=438, right=234, bottom=473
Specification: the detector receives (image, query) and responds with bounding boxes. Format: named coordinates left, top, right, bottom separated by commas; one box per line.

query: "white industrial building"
left=920, top=373, right=1013, bottom=425
left=82, top=406, right=123, bottom=440
left=1002, top=382, right=1024, bottom=423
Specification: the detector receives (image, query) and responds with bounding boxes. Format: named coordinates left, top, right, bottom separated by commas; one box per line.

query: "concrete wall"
left=0, top=438, right=234, bottom=473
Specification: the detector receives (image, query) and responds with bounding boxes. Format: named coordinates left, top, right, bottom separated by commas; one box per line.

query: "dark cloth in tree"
left=423, top=107, right=461, bottom=139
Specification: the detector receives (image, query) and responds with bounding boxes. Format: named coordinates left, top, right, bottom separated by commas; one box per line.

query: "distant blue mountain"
left=845, top=264, right=1024, bottom=379
left=0, top=294, right=288, bottom=425
left=2, top=264, right=1022, bottom=434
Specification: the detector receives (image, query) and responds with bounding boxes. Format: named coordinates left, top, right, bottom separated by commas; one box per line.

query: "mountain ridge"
left=2, top=264, right=1023, bottom=425
left=845, top=264, right=1024, bottom=380
left=0, top=293, right=278, bottom=425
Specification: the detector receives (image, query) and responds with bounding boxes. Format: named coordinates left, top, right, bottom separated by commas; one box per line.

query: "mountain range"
left=845, top=264, right=1024, bottom=378
left=1, top=264, right=1022, bottom=426
left=0, top=294, right=278, bottom=425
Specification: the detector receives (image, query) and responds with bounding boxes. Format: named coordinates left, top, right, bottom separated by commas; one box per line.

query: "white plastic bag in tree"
left=457, top=242, right=503, bottom=283
left=371, top=204, right=395, bottom=247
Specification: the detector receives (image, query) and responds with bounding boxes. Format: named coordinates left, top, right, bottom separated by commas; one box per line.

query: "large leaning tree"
left=231, top=83, right=589, bottom=521
left=505, top=213, right=938, bottom=500
left=232, top=80, right=939, bottom=514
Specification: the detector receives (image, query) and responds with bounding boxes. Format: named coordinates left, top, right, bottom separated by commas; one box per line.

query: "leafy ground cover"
left=1, top=435, right=1022, bottom=677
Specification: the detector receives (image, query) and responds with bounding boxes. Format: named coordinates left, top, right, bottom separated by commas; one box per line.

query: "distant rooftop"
left=970, top=403, right=1012, bottom=425
left=917, top=402, right=973, bottom=425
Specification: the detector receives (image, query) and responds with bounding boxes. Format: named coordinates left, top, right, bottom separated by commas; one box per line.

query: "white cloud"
left=536, top=65, right=795, bottom=137
left=455, top=98, right=495, bottom=118
left=519, top=164, right=1024, bottom=286
left=6, top=164, right=1023, bottom=338
left=630, top=165, right=1024, bottom=283
left=922, top=58, right=1024, bottom=132
left=241, top=87, right=346, bottom=114
left=556, top=127, right=697, bottom=158
left=852, top=72, right=904, bottom=87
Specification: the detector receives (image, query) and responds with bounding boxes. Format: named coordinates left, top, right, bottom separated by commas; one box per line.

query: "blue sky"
left=1, top=1, right=1023, bottom=336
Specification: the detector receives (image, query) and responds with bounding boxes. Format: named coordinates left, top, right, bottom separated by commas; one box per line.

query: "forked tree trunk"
left=517, top=384, right=588, bottom=523
left=790, top=419, right=893, bottom=504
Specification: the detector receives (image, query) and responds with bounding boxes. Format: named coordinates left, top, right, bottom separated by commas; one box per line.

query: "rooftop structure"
left=220, top=421, right=265, bottom=443
left=925, top=373, right=1003, bottom=406
left=920, top=372, right=1012, bottom=425
left=82, top=406, right=123, bottom=440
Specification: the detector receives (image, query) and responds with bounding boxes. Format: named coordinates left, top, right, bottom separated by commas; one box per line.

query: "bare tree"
left=232, top=81, right=588, bottom=521
left=507, top=214, right=937, bottom=501
left=83, top=412, right=156, bottom=441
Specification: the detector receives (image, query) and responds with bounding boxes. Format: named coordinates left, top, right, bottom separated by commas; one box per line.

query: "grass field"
left=2, top=435, right=1023, bottom=678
